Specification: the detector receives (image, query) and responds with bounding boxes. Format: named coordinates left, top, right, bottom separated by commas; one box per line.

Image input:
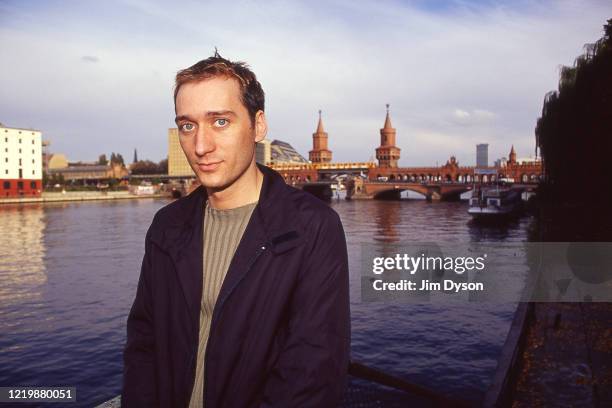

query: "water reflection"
left=0, top=205, right=47, bottom=307
left=373, top=201, right=403, bottom=242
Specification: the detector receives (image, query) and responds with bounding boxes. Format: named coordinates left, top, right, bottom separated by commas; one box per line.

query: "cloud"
left=452, top=108, right=497, bottom=125
left=81, top=55, right=99, bottom=63
left=454, top=109, right=471, bottom=119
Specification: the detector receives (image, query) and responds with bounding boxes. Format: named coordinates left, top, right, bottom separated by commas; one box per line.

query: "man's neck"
left=206, top=163, right=263, bottom=210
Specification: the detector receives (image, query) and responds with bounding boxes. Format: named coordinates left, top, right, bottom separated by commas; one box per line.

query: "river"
left=0, top=195, right=533, bottom=406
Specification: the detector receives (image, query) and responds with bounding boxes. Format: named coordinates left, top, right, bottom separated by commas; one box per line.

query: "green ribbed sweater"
left=188, top=200, right=258, bottom=408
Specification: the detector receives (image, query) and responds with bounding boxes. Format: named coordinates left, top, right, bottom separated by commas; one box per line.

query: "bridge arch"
left=372, top=188, right=403, bottom=200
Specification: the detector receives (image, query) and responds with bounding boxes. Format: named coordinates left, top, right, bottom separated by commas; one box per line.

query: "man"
left=121, top=52, right=351, bottom=408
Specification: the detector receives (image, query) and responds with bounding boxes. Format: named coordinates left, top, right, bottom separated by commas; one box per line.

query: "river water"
left=0, top=195, right=533, bottom=406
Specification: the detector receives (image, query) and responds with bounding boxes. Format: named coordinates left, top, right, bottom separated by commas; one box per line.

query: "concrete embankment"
left=509, top=302, right=611, bottom=406
left=0, top=191, right=168, bottom=204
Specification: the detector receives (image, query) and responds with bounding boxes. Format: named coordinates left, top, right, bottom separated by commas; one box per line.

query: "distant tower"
left=309, top=110, right=332, bottom=163
left=476, top=144, right=488, bottom=167
left=133, top=148, right=138, bottom=163
left=375, top=104, right=401, bottom=168
left=509, top=145, right=517, bottom=164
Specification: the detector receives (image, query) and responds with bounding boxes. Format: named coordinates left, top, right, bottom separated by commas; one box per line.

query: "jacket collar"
left=151, top=163, right=304, bottom=330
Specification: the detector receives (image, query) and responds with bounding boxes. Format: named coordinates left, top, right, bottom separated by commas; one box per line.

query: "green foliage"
left=130, top=160, right=160, bottom=175
left=535, top=18, right=612, bottom=239
left=130, top=158, right=168, bottom=175
left=158, top=158, right=168, bottom=174
left=47, top=172, right=65, bottom=186
left=110, top=152, right=125, bottom=166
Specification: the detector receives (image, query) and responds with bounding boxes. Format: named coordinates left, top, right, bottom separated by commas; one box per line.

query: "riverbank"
left=512, top=302, right=611, bottom=406
left=500, top=192, right=612, bottom=406
left=0, top=191, right=167, bottom=204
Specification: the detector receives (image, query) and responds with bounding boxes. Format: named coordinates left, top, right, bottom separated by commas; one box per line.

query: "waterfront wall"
left=0, top=191, right=166, bottom=204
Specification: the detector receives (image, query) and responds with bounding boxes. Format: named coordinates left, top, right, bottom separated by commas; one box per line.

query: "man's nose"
left=194, top=127, right=215, bottom=156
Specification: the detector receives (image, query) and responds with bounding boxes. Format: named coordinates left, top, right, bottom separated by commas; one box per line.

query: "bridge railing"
left=270, top=162, right=377, bottom=171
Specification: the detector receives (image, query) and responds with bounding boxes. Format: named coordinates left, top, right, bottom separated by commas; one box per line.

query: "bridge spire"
left=316, top=109, right=325, bottom=133
left=376, top=103, right=400, bottom=168
left=383, top=103, right=393, bottom=129
left=509, top=145, right=517, bottom=164
left=309, top=109, right=332, bottom=163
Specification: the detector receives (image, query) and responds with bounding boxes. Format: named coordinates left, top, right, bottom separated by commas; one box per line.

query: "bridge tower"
left=309, top=110, right=332, bottom=163
left=509, top=145, right=517, bottom=164
left=375, top=104, right=401, bottom=168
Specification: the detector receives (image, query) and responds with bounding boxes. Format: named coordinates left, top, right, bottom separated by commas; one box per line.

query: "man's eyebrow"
left=174, top=111, right=237, bottom=124
left=205, top=110, right=237, bottom=117
left=174, top=115, right=191, bottom=124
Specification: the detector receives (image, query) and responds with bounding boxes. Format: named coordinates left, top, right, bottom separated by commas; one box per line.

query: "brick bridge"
left=346, top=179, right=472, bottom=201
left=271, top=106, right=542, bottom=200
left=271, top=155, right=541, bottom=201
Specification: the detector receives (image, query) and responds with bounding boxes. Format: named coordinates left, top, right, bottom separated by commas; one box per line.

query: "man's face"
left=175, top=76, right=265, bottom=191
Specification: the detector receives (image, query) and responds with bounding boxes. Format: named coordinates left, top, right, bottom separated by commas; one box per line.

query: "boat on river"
left=468, top=184, right=524, bottom=220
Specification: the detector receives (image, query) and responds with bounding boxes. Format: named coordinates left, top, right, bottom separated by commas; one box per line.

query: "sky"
left=0, top=0, right=610, bottom=166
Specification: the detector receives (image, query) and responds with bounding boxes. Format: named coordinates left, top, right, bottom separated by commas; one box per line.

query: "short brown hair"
left=174, top=51, right=265, bottom=126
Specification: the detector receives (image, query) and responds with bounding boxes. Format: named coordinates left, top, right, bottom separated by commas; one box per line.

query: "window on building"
left=17, top=181, right=24, bottom=190
left=19, top=148, right=21, bottom=154
left=3, top=181, right=9, bottom=189
left=19, top=139, right=22, bottom=143
left=4, top=137, right=6, bottom=142
left=32, top=159, right=35, bottom=164
left=30, top=181, right=36, bottom=188
left=4, top=170, right=7, bottom=175
left=32, top=149, right=34, bottom=154
left=31, top=170, right=35, bottom=176
left=19, top=169, right=22, bottom=179
left=18, top=131, right=22, bottom=134
left=4, top=158, right=7, bottom=163
left=19, top=158, right=22, bottom=166
left=4, top=148, right=7, bottom=152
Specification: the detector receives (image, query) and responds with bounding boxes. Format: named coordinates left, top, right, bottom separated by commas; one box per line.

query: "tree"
left=130, top=160, right=160, bottom=175
left=110, top=152, right=125, bottom=166
left=98, top=154, right=108, bottom=165
left=535, top=18, right=612, bottom=239
left=158, top=158, right=168, bottom=174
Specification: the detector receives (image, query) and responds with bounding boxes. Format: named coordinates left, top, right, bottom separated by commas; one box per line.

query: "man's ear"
left=254, top=110, right=267, bottom=143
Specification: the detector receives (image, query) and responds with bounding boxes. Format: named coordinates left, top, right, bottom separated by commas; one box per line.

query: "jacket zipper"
left=202, top=242, right=268, bottom=407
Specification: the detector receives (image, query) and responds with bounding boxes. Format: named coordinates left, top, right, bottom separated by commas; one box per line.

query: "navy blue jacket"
left=122, top=164, right=350, bottom=407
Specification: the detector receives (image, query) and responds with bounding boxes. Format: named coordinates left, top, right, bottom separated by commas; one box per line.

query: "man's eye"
left=181, top=123, right=195, bottom=132
left=213, top=119, right=228, bottom=128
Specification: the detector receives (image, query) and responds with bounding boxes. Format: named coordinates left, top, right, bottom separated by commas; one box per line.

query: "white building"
left=0, top=123, right=43, bottom=197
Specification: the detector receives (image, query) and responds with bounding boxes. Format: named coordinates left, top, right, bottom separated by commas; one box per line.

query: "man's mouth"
left=197, top=161, right=222, bottom=172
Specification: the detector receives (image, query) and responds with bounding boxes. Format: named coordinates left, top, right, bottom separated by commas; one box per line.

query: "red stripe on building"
left=0, top=179, right=42, bottom=198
